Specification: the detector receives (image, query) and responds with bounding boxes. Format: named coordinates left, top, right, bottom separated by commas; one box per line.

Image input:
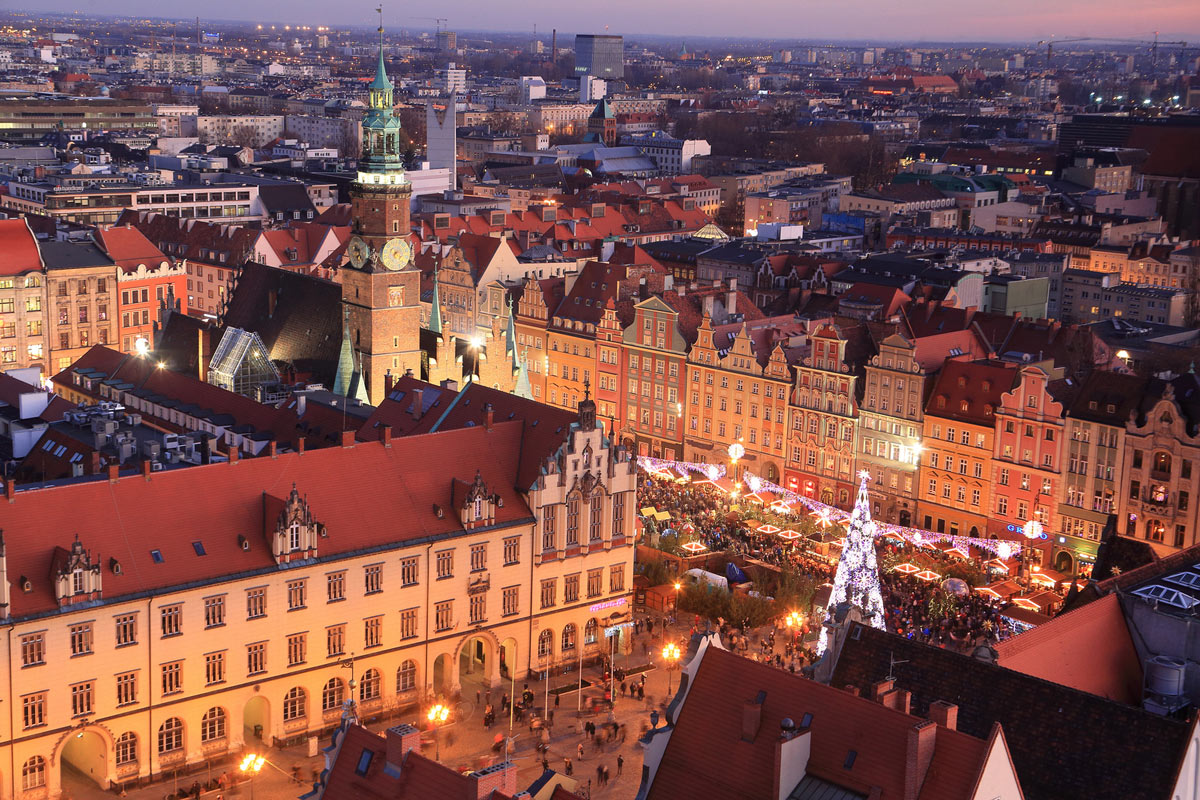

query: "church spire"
left=428, top=264, right=444, bottom=337
left=333, top=306, right=356, bottom=398
left=370, top=6, right=394, bottom=96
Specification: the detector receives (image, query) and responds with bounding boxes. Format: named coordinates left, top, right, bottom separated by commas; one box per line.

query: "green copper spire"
left=333, top=305, right=355, bottom=398
left=428, top=266, right=444, bottom=337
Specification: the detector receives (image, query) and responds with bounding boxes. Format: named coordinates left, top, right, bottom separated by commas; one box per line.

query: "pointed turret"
left=513, top=349, right=533, bottom=400
left=505, top=295, right=519, bottom=374
left=333, top=306, right=356, bottom=398
left=428, top=266, right=444, bottom=337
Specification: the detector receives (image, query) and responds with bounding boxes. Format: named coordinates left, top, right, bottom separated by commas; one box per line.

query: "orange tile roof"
left=1, top=419, right=534, bottom=619
left=647, top=645, right=993, bottom=800
left=0, top=218, right=43, bottom=276
left=94, top=225, right=170, bottom=274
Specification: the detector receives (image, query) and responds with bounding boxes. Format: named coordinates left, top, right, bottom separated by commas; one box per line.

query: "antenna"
left=887, top=651, right=909, bottom=681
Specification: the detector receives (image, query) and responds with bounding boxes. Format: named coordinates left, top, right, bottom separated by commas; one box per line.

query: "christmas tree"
left=817, top=471, right=887, bottom=654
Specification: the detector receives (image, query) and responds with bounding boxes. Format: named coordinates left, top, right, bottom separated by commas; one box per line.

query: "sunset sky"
left=25, top=0, right=1200, bottom=41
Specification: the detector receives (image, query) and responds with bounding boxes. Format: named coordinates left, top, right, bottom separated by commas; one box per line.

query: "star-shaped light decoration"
left=857, top=469, right=871, bottom=482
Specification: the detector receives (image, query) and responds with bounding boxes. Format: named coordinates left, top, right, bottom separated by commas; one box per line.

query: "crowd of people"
left=638, top=472, right=1015, bottom=658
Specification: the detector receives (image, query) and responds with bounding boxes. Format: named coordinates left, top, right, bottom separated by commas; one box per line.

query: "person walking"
left=564, top=757, right=573, bottom=776
left=578, top=742, right=585, bottom=761
left=596, top=764, right=604, bottom=786
left=617, top=755, right=624, bottom=776
left=602, top=765, right=610, bottom=785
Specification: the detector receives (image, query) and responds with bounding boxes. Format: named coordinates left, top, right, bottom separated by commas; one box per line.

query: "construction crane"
left=1036, top=34, right=1188, bottom=69
left=412, top=16, right=448, bottom=34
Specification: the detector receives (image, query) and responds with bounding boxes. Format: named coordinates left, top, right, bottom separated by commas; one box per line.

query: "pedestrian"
left=618, top=754, right=624, bottom=776
left=564, top=757, right=573, bottom=776
left=638, top=683, right=644, bottom=701
left=620, top=680, right=627, bottom=697
left=476, top=689, right=481, bottom=705
left=555, top=692, right=560, bottom=708
left=603, top=765, right=610, bottom=785
left=578, top=742, right=585, bottom=760
left=597, top=764, right=605, bottom=786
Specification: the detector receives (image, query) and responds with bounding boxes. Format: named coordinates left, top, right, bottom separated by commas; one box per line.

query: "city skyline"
left=14, top=0, right=1200, bottom=42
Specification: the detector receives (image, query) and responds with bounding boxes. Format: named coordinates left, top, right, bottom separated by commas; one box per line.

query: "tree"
left=816, top=472, right=887, bottom=654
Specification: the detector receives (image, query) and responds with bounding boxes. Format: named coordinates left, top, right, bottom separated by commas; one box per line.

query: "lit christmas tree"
left=817, top=471, right=887, bottom=654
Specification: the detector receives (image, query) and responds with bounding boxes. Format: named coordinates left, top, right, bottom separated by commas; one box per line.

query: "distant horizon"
left=7, top=3, right=1200, bottom=45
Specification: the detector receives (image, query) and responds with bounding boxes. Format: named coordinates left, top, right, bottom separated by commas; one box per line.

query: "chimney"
left=702, top=293, right=715, bottom=320
left=267, top=441, right=277, bottom=458
left=411, top=388, right=424, bottom=419
left=905, top=720, right=938, bottom=800
left=296, top=437, right=306, bottom=455
left=772, top=719, right=812, bottom=800
left=142, top=458, right=153, bottom=480
left=881, top=688, right=911, bottom=714
left=108, top=463, right=120, bottom=482
left=381, top=424, right=392, bottom=448
left=441, top=379, right=458, bottom=392
left=4, top=478, right=14, bottom=502
left=928, top=700, right=958, bottom=731
left=384, top=370, right=395, bottom=395
left=872, top=679, right=894, bottom=701
left=741, top=692, right=766, bottom=743
left=228, top=445, right=239, bottom=465
left=296, top=394, right=307, bottom=417
left=384, top=724, right=422, bottom=770
left=340, top=430, right=355, bottom=448
left=89, top=450, right=101, bottom=475
left=484, top=403, right=494, bottom=430
left=470, top=762, right=518, bottom=800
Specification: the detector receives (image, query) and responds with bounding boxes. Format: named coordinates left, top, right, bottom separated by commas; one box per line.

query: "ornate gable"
left=459, top=469, right=497, bottom=528
left=268, top=484, right=325, bottom=564
left=51, top=535, right=102, bottom=606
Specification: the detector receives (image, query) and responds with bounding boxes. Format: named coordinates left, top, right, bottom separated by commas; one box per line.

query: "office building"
left=574, top=34, right=624, bottom=80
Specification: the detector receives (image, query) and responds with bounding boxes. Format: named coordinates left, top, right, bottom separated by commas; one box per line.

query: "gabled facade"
left=621, top=295, right=687, bottom=460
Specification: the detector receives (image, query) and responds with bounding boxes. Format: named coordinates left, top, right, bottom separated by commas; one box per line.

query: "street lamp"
left=239, top=754, right=265, bottom=800
left=427, top=704, right=449, bottom=761
left=662, top=643, right=681, bottom=696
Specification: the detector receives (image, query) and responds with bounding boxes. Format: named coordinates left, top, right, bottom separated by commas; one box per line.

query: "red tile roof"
left=995, top=593, right=1142, bottom=704
left=0, top=218, right=43, bottom=276
left=647, top=644, right=996, bottom=800
left=94, top=225, right=170, bottom=274
left=926, top=360, right=1017, bottom=426
left=1, top=419, right=533, bottom=618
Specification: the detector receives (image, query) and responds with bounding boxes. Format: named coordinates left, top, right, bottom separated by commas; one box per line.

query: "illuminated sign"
left=589, top=597, right=628, bottom=613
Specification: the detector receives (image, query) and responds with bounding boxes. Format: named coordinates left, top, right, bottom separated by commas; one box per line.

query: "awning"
left=914, top=570, right=942, bottom=582
left=680, top=541, right=708, bottom=553
left=892, top=563, right=921, bottom=574
left=757, top=523, right=781, bottom=535
left=778, top=529, right=804, bottom=541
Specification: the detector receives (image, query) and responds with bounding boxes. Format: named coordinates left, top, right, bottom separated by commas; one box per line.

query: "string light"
left=817, top=471, right=886, bottom=655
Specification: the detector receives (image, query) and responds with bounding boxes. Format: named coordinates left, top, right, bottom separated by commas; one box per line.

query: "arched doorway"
left=458, top=635, right=492, bottom=697
left=61, top=729, right=108, bottom=791
left=432, top=653, right=450, bottom=698
left=899, top=510, right=911, bottom=526
left=1055, top=550, right=1075, bottom=574
left=765, top=462, right=780, bottom=484
left=243, top=695, right=270, bottom=746
left=499, top=637, right=517, bottom=681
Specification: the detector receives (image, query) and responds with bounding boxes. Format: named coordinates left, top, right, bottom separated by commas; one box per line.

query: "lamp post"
left=786, top=611, right=804, bottom=650
left=662, top=643, right=681, bottom=696
left=427, top=704, right=449, bottom=761
left=239, top=754, right=265, bottom=800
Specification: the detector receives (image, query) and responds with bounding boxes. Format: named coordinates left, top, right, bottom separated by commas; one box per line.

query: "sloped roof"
left=1, top=417, right=533, bottom=619
left=925, top=360, right=1017, bottom=426
left=648, top=645, right=993, bottom=800
left=831, top=623, right=1193, bottom=800
left=94, top=225, right=170, bottom=273
left=0, top=218, right=42, bottom=276
left=994, top=593, right=1142, bottom=704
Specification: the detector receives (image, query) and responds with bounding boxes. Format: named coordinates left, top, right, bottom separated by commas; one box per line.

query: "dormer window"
left=288, top=521, right=302, bottom=551
left=72, top=569, right=85, bottom=595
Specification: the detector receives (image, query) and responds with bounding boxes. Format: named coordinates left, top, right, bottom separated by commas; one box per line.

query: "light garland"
left=638, top=455, right=726, bottom=482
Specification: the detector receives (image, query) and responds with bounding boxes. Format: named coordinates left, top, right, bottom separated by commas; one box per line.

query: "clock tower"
left=342, top=15, right=420, bottom=404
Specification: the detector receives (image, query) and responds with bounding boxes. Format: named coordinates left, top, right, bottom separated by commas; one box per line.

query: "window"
left=287, top=633, right=307, bottom=666
left=566, top=495, right=580, bottom=546
left=22, top=693, right=45, bottom=729
left=397, top=660, right=417, bottom=693
left=610, top=564, right=626, bottom=593
left=161, top=661, right=182, bottom=695
left=538, top=629, right=553, bottom=658
left=319, top=681, right=343, bottom=710
left=997, top=496, right=1008, bottom=515
left=585, top=618, right=599, bottom=645
left=400, top=608, right=418, bottom=639
left=999, top=469, right=1009, bottom=486
left=117, top=672, right=137, bottom=706
left=401, top=557, right=419, bottom=587
left=115, top=733, right=137, bottom=766
left=204, top=596, right=225, bottom=628
left=201, top=708, right=226, bottom=742
left=364, top=564, right=383, bottom=594
left=562, top=623, right=577, bottom=651
left=542, top=505, right=558, bottom=550
left=359, top=669, right=381, bottom=702
left=283, top=687, right=306, bottom=721
left=287, top=579, right=307, bottom=610
left=503, top=536, right=520, bottom=565
left=246, top=587, right=267, bottom=619
left=247, top=642, right=266, bottom=675
left=502, top=586, right=519, bottom=616
left=364, top=616, right=382, bottom=648
left=435, top=600, right=453, bottom=632
left=326, top=624, right=346, bottom=657
left=565, top=573, right=580, bottom=603
left=541, top=578, right=557, bottom=609
left=20, top=632, right=45, bottom=666
left=70, top=622, right=93, bottom=655
left=470, top=593, right=486, bottom=624
left=205, top=651, right=225, bottom=685
left=327, top=571, right=346, bottom=602
left=470, top=543, right=487, bottom=572
left=436, top=550, right=453, bottom=579
left=22, top=756, right=46, bottom=791
left=590, top=494, right=604, bottom=541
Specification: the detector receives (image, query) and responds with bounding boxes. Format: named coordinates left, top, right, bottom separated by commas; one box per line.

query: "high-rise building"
left=342, top=27, right=421, bottom=404
left=435, top=30, right=457, bottom=52
left=574, top=34, right=624, bottom=80
left=435, top=62, right=467, bottom=95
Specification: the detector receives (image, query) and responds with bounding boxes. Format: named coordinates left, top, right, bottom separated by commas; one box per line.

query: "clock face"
left=381, top=238, right=413, bottom=271
left=347, top=236, right=370, bottom=269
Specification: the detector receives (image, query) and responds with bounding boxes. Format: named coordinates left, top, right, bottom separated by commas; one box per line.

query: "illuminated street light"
left=662, top=643, right=682, bottom=695
left=239, top=754, right=265, bottom=800
left=427, top=704, right=450, bottom=760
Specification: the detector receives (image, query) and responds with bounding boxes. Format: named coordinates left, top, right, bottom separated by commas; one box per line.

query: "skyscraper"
left=574, top=34, right=624, bottom=80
